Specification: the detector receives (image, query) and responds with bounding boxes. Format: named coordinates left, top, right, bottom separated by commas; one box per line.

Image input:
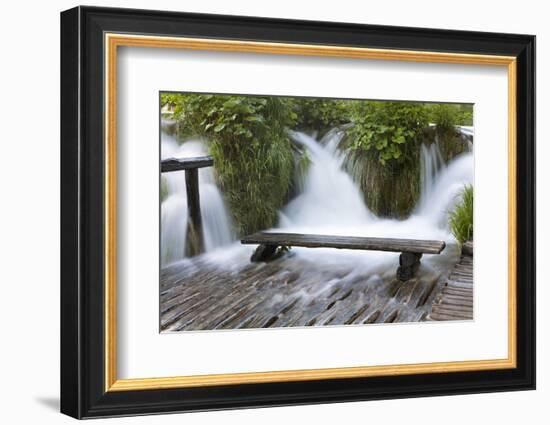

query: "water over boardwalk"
left=161, top=251, right=446, bottom=331
left=160, top=125, right=474, bottom=329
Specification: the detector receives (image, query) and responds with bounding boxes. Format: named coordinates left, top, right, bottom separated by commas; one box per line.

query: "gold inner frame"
left=104, top=33, right=517, bottom=392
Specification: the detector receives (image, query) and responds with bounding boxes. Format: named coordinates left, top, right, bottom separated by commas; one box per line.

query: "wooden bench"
left=241, top=232, right=446, bottom=281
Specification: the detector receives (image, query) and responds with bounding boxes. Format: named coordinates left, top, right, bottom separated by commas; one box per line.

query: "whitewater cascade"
left=418, top=138, right=445, bottom=211
left=281, top=130, right=472, bottom=232
left=276, top=129, right=473, bottom=271
left=279, top=130, right=373, bottom=229
left=160, top=123, right=473, bottom=274
left=160, top=126, right=233, bottom=266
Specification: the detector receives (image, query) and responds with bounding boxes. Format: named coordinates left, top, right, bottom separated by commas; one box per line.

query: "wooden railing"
left=161, top=156, right=214, bottom=257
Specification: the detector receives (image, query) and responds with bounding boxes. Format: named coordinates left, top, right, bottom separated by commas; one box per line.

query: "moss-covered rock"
left=343, top=125, right=471, bottom=218
left=345, top=150, right=421, bottom=218
left=422, top=126, right=471, bottom=163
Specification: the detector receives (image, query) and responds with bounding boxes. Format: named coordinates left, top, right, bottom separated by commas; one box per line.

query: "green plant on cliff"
left=342, top=101, right=429, bottom=217
left=172, top=94, right=295, bottom=236
left=425, top=103, right=474, bottom=131
left=291, top=98, right=350, bottom=134
left=427, top=104, right=457, bottom=133
left=456, top=104, right=474, bottom=126
left=449, top=185, right=473, bottom=245
left=348, top=156, right=421, bottom=218
left=348, top=101, right=429, bottom=166
left=160, top=176, right=169, bottom=203
left=160, top=93, right=182, bottom=108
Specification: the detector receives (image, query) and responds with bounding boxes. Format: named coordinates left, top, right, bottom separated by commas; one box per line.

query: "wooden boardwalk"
left=159, top=246, right=472, bottom=332
left=428, top=242, right=473, bottom=321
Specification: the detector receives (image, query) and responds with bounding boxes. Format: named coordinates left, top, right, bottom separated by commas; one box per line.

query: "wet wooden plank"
left=430, top=311, right=472, bottom=321
left=360, top=308, right=381, bottom=324
left=462, top=241, right=474, bottom=256
left=433, top=302, right=473, bottom=313
left=241, top=232, right=446, bottom=254
left=447, top=280, right=473, bottom=289
left=408, top=280, right=434, bottom=308
left=160, top=241, right=470, bottom=331
left=439, top=294, right=472, bottom=304
left=428, top=253, right=474, bottom=321
left=161, top=156, right=214, bottom=172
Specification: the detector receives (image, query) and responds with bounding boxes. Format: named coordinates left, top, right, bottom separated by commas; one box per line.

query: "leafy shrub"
left=457, top=105, right=474, bottom=126
left=427, top=104, right=457, bottom=133
left=163, top=93, right=474, bottom=222
left=449, top=185, right=473, bottom=244
left=171, top=94, right=295, bottom=236
left=291, top=98, right=350, bottom=134
left=347, top=101, right=429, bottom=166
left=425, top=103, right=474, bottom=131
left=160, top=93, right=181, bottom=108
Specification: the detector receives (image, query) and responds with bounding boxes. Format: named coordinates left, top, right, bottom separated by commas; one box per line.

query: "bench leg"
left=251, top=244, right=279, bottom=262
left=396, top=252, right=422, bottom=281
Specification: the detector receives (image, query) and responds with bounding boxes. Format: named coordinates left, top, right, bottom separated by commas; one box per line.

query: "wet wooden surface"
left=241, top=232, right=446, bottom=254
left=428, top=242, right=473, bottom=321
left=161, top=156, right=214, bottom=172
left=159, top=250, right=468, bottom=332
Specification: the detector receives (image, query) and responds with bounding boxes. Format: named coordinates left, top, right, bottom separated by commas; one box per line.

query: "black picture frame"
left=61, top=5, right=535, bottom=419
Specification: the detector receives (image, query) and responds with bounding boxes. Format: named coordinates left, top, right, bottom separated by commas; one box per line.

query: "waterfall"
left=418, top=139, right=445, bottom=211
left=279, top=131, right=373, bottom=229
left=280, top=130, right=472, bottom=234
left=415, top=152, right=473, bottom=227
left=458, top=126, right=474, bottom=139
left=160, top=124, right=473, bottom=275
left=458, top=125, right=474, bottom=152
left=416, top=126, right=474, bottom=225
left=275, top=130, right=473, bottom=271
left=160, top=129, right=233, bottom=266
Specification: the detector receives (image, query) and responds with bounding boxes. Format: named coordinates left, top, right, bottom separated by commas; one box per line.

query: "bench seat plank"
left=241, top=232, right=445, bottom=254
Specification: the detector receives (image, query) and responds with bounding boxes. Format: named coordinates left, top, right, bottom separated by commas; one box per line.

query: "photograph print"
left=160, top=93, right=474, bottom=332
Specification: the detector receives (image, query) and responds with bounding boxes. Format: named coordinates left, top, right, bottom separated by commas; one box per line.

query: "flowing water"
left=161, top=123, right=473, bottom=277
left=280, top=130, right=373, bottom=228
left=276, top=131, right=472, bottom=274
left=418, top=136, right=445, bottom=211
left=160, top=126, right=233, bottom=266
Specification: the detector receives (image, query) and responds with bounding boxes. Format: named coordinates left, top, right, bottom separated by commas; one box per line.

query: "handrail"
left=161, top=155, right=214, bottom=172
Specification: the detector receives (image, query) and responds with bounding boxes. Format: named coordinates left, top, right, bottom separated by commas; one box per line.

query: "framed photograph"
left=60, top=6, right=535, bottom=419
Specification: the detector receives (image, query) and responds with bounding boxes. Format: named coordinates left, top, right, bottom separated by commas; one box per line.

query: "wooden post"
left=250, top=244, right=279, bottom=262
left=184, top=168, right=204, bottom=257
left=161, top=156, right=214, bottom=258
left=396, top=252, right=422, bottom=281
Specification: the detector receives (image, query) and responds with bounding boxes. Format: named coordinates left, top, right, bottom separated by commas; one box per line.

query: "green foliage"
left=346, top=153, right=420, bottom=218
left=449, top=185, right=474, bottom=244
left=457, top=105, right=474, bottom=126
left=160, top=176, right=169, bottom=203
left=347, top=101, right=429, bottom=166
left=295, top=150, right=311, bottom=184
left=160, top=93, right=181, bottom=107
left=171, top=93, right=295, bottom=235
left=163, top=92, right=474, bottom=221
left=425, top=103, right=474, bottom=130
left=427, top=104, right=457, bottom=132
left=291, top=98, right=350, bottom=134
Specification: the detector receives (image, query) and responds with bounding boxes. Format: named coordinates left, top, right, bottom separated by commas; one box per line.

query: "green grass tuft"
left=160, top=176, right=169, bottom=203
left=449, top=184, right=473, bottom=245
